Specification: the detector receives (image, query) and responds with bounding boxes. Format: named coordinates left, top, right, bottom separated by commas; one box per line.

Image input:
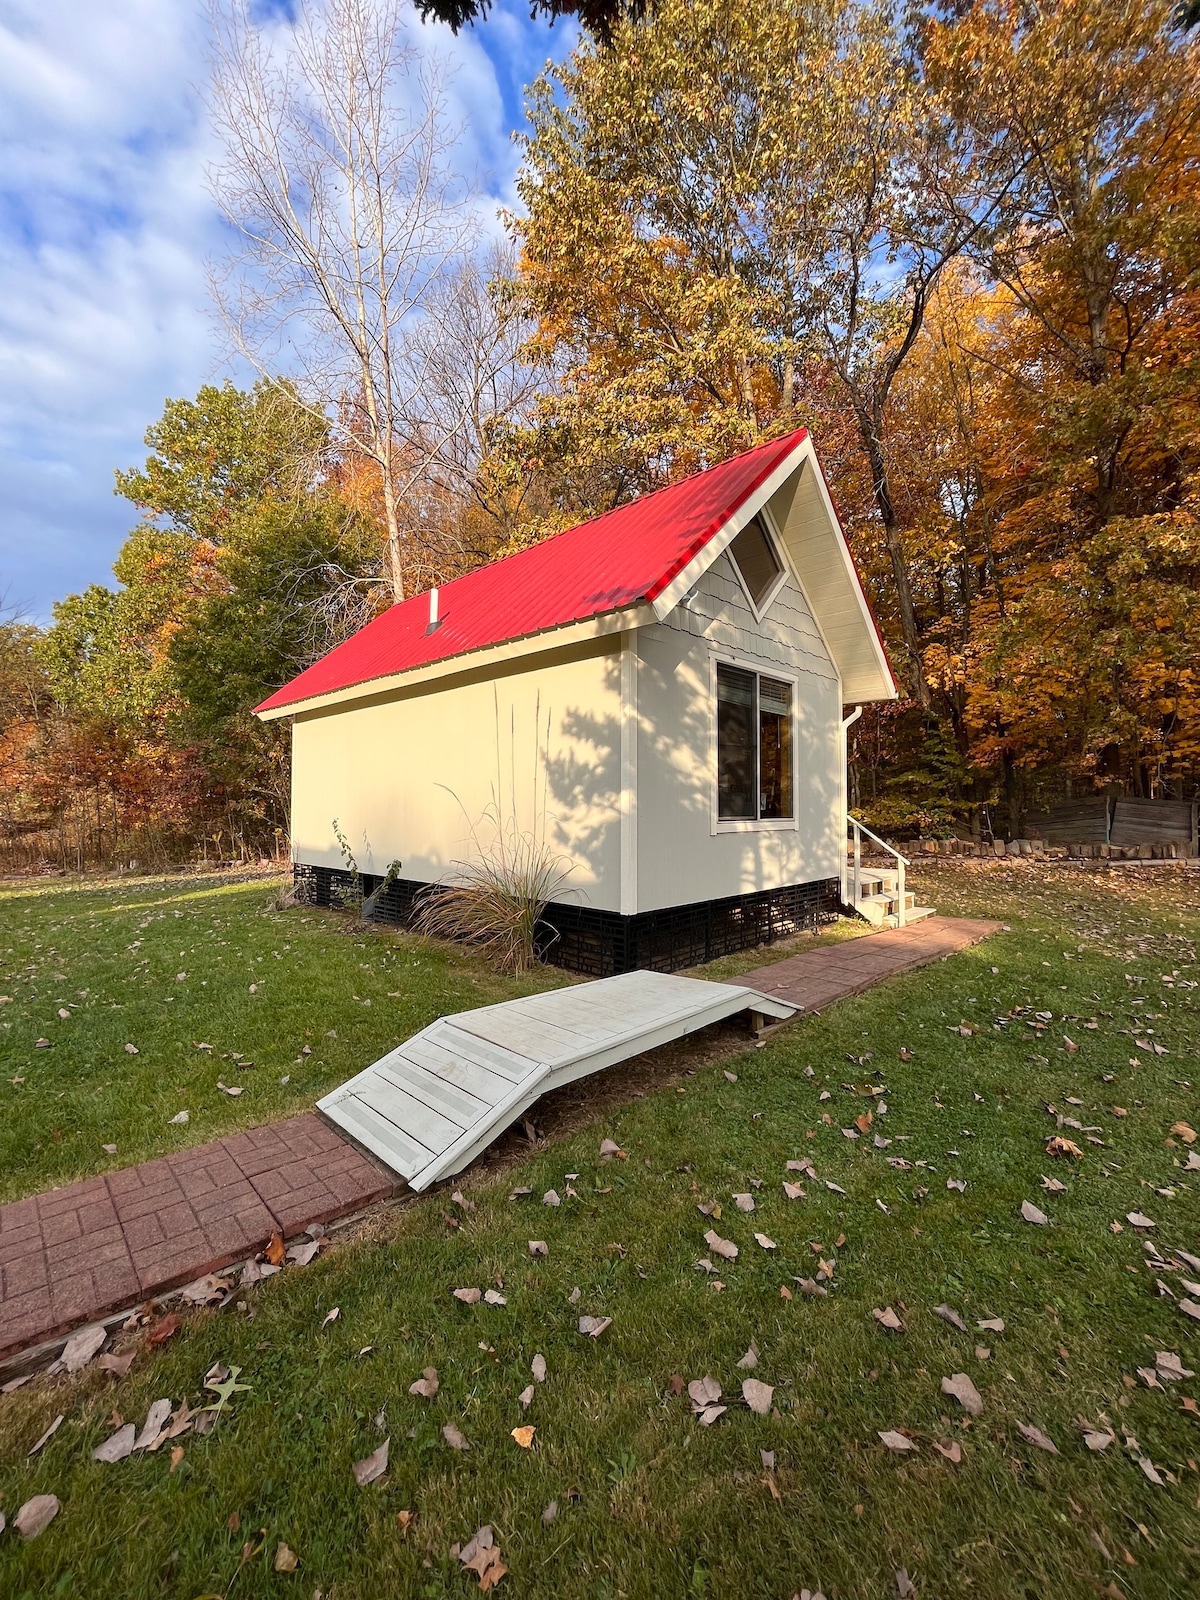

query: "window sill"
left=713, top=817, right=799, bottom=835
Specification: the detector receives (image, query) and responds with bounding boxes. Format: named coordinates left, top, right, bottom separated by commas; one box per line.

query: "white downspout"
left=840, top=706, right=863, bottom=904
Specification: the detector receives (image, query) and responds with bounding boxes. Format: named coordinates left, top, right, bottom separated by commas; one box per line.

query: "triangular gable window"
left=728, top=514, right=785, bottom=617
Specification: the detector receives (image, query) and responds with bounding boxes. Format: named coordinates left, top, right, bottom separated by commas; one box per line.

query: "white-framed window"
left=727, top=512, right=787, bottom=620
left=713, top=658, right=796, bottom=830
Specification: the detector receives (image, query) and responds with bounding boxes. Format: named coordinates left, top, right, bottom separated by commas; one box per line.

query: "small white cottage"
left=255, top=428, right=898, bottom=973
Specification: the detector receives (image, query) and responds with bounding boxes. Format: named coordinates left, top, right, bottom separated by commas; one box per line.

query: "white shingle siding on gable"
left=633, top=557, right=844, bottom=916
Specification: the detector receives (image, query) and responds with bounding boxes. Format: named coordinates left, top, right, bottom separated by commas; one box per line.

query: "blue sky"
left=0, top=0, right=576, bottom=621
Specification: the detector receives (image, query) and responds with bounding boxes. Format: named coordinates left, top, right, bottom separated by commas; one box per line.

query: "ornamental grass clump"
left=413, top=693, right=573, bottom=974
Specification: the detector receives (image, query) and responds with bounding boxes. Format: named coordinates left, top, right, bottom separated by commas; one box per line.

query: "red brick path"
left=1, top=916, right=1000, bottom=1363
left=731, top=914, right=1003, bottom=1012
left=0, top=1114, right=400, bottom=1360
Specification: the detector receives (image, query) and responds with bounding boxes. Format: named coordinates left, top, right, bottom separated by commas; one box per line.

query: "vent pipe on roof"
left=425, top=586, right=441, bottom=636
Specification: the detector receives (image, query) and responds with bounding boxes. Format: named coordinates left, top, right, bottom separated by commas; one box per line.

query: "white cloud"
left=0, top=0, right=573, bottom=619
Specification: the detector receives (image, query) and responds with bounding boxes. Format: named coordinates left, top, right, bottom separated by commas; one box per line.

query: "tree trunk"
left=858, top=414, right=931, bottom=711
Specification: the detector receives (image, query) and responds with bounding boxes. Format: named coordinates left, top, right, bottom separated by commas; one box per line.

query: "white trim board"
left=317, top=969, right=797, bottom=1191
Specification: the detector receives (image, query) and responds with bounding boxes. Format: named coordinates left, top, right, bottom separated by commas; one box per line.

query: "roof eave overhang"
left=254, top=602, right=655, bottom=721
left=650, top=433, right=897, bottom=703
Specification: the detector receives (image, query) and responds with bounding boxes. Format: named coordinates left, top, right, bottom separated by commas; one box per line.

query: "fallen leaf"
left=1041, top=1175, right=1067, bottom=1193
left=941, top=1373, right=984, bottom=1416
left=511, top=1425, right=536, bottom=1448
left=124, top=1043, right=138, bottom=1055
left=484, top=1289, right=507, bottom=1306
left=352, top=1438, right=389, bottom=1486
left=61, top=1324, right=107, bottom=1373
left=737, top=1342, right=759, bottom=1370
left=321, top=1306, right=340, bottom=1327
left=742, top=1378, right=774, bottom=1414
left=265, top=1232, right=286, bottom=1266
left=396, top=1510, right=417, bottom=1531
left=1126, top=1212, right=1156, bottom=1230
left=93, top=1422, right=137, bottom=1462
left=687, top=1377, right=722, bottom=1409
left=14, top=1494, right=60, bottom=1539
left=532, top=1353, right=547, bottom=1383
left=1179, top=1299, right=1200, bottom=1322
left=599, top=1137, right=625, bottom=1158
left=170, top=1444, right=185, bottom=1472
left=274, top=1542, right=299, bottom=1572
left=703, top=1229, right=738, bottom=1260
left=1170, top=1121, right=1196, bottom=1144
left=1083, top=1429, right=1114, bottom=1451
left=783, top=1182, right=806, bottom=1200
left=977, top=1318, right=1005, bottom=1334
left=733, top=1193, right=755, bottom=1212
left=145, top=1313, right=180, bottom=1347
left=896, top=1569, right=915, bottom=1598
left=879, top=1430, right=917, bottom=1453
left=1021, top=1201, right=1049, bottom=1225
left=168, top=1110, right=189, bottom=1125
left=518, top=1384, right=535, bottom=1407
left=873, top=1306, right=904, bottom=1332
left=442, top=1422, right=471, bottom=1451
left=1154, top=1351, right=1194, bottom=1382
left=543, top=1190, right=561, bottom=1207
left=754, top=1232, right=777, bottom=1250
left=1138, top=1456, right=1164, bottom=1486
left=286, top=1240, right=320, bottom=1266
left=409, top=1368, right=439, bottom=1399
left=102, top=1142, right=118, bottom=1154
left=1017, top=1421, right=1059, bottom=1454
left=578, top=1315, right=612, bottom=1338
left=28, top=1414, right=64, bottom=1456
left=933, top=1304, right=968, bottom=1332
left=931, top=1437, right=962, bottom=1464
left=528, top=1240, right=548, bottom=1257
left=454, top=1287, right=482, bottom=1304
left=1045, top=1136, right=1082, bottom=1159
left=134, top=1398, right=173, bottom=1450
left=542, top=1500, right=558, bottom=1526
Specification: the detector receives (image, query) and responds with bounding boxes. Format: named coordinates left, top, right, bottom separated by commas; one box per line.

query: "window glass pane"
left=729, top=516, right=783, bottom=609
left=758, top=676, right=792, bottom=819
left=717, top=663, right=756, bottom=819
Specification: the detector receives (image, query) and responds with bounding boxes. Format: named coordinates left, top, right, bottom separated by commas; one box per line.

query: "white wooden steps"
left=850, top=866, right=935, bottom=928
left=316, top=969, right=797, bottom=1191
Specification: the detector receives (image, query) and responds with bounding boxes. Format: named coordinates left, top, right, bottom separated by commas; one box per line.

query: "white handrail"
left=847, top=816, right=910, bottom=927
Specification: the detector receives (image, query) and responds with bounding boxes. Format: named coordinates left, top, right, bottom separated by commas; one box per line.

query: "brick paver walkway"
left=1, top=915, right=1000, bottom=1364
left=731, top=914, right=1003, bottom=1011
left=0, top=1114, right=400, bottom=1360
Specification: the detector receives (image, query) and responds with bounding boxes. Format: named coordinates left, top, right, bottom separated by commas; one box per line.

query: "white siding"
left=635, top=554, right=844, bottom=913
left=291, top=639, right=625, bottom=913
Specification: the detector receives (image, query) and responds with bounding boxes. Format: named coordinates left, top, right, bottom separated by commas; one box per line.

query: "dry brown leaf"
left=511, top=1425, right=535, bottom=1448
left=1021, top=1201, right=1049, bottom=1225
left=977, top=1318, right=1005, bottom=1334
left=1126, top=1212, right=1156, bottom=1230
left=733, top=1193, right=755, bottom=1212
left=783, top=1181, right=806, bottom=1200
left=704, top=1229, right=738, bottom=1261
left=274, top=1542, right=299, bottom=1572
left=453, top=1287, right=482, bottom=1304
left=532, top=1353, right=547, bottom=1383
left=941, top=1373, right=984, bottom=1416
left=409, top=1367, right=439, bottom=1399
left=396, top=1510, right=417, bottom=1531
left=93, top=1422, right=137, bottom=1462
left=61, top=1324, right=106, bottom=1372
left=1170, top=1121, right=1197, bottom=1144
left=518, top=1385, right=535, bottom=1407
left=578, top=1315, right=612, bottom=1337
left=264, top=1232, right=286, bottom=1266
left=321, top=1306, right=340, bottom=1327
left=1045, top=1136, right=1083, bottom=1160
left=14, top=1494, right=60, bottom=1540
left=742, top=1378, right=774, bottom=1414
left=27, top=1414, right=64, bottom=1457
left=1016, top=1421, right=1059, bottom=1454
left=528, top=1240, right=548, bottom=1257
left=933, top=1303, right=967, bottom=1332
left=1083, top=1429, right=1114, bottom=1451
left=145, top=1313, right=180, bottom=1347
left=879, top=1430, right=917, bottom=1453
left=169, top=1444, right=185, bottom=1472
left=352, top=1438, right=389, bottom=1486
left=736, top=1342, right=759, bottom=1370
left=873, top=1306, right=904, bottom=1332
left=688, top=1377, right=722, bottom=1409
left=443, top=1422, right=471, bottom=1450
left=542, top=1501, right=558, bottom=1526
left=931, top=1437, right=962, bottom=1464
left=754, top=1232, right=777, bottom=1250
left=97, top=1350, right=136, bottom=1378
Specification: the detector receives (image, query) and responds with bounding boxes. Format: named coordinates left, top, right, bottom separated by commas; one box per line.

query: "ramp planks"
left=317, top=969, right=796, bottom=1191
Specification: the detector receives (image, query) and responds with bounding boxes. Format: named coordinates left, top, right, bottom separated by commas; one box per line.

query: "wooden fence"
left=1025, top=797, right=1198, bottom=852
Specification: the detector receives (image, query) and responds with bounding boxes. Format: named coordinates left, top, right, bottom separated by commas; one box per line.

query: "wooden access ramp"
left=316, top=969, right=796, bottom=1191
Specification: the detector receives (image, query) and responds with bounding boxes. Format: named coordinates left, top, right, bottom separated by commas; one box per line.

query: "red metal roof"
left=255, top=428, right=807, bottom=714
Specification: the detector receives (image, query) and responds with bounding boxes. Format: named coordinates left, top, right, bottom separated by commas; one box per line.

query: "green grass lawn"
left=0, top=870, right=567, bottom=1205
left=2, top=861, right=1200, bottom=1599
